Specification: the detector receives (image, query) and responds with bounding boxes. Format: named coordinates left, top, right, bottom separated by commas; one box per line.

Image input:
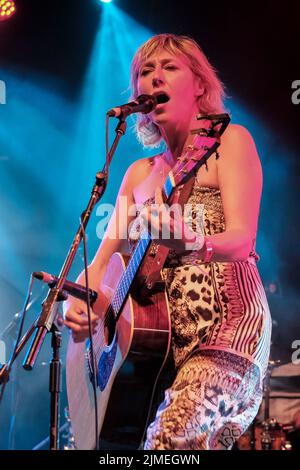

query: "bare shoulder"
left=123, top=155, right=156, bottom=184
left=217, top=123, right=262, bottom=189
left=123, top=154, right=160, bottom=193
left=219, top=123, right=258, bottom=157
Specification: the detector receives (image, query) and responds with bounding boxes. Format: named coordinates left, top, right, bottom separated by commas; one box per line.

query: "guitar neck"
left=110, top=173, right=176, bottom=320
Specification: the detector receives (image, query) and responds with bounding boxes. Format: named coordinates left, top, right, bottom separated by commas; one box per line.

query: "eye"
left=165, top=65, right=178, bottom=71
left=140, top=68, right=152, bottom=77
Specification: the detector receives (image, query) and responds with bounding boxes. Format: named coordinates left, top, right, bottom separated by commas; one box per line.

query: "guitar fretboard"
left=110, top=173, right=175, bottom=320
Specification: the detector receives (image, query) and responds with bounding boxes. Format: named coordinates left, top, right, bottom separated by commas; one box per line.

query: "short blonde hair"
left=130, top=33, right=226, bottom=147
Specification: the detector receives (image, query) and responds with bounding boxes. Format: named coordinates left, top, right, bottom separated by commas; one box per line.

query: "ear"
left=194, top=78, right=204, bottom=97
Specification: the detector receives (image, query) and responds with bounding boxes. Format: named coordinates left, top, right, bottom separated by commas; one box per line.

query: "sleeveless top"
left=128, top=179, right=272, bottom=380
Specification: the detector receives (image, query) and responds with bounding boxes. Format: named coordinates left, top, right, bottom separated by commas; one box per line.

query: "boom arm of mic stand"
left=22, top=117, right=127, bottom=371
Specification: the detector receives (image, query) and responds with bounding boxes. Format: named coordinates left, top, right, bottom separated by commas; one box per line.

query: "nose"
left=152, top=68, right=164, bottom=88
left=152, top=77, right=163, bottom=87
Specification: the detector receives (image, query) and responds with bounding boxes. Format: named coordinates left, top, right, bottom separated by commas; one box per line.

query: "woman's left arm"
left=141, top=124, right=263, bottom=262
left=206, top=123, right=263, bottom=262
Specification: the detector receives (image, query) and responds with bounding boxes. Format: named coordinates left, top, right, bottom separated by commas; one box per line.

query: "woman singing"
left=64, top=33, right=271, bottom=450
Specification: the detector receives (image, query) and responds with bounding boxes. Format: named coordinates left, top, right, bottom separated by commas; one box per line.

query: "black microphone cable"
left=105, top=113, right=110, bottom=175
left=79, top=216, right=99, bottom=451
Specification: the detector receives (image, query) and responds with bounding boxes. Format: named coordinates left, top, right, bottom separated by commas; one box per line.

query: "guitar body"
left=66, top=252, right=171, bottom=450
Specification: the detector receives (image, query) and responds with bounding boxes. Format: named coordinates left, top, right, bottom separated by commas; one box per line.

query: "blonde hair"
left=130, top=33, right=226, bottom=147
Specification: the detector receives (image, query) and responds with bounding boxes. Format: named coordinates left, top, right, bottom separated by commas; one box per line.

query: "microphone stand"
left=0, top=314, right=21, bottom=449
left=0, top=117, right=127, bottom=450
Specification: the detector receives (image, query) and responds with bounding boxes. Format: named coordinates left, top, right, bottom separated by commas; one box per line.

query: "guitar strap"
left=137, top=113, right=230, bottom=292
left=141, top=170, right=197, bottom=291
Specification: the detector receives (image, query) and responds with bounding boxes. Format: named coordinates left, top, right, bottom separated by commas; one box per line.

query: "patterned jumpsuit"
left=129, top=180, right=272, bottom=450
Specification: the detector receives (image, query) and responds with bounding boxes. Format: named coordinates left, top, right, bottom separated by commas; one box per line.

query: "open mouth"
left=153, top=92, right=170, bottom=105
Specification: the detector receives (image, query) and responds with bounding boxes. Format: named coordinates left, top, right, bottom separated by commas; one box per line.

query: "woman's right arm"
left=63, top=160, right=140, bottom=342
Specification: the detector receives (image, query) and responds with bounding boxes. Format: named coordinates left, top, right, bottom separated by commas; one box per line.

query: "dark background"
left=0, top=0, right=299, bottom=450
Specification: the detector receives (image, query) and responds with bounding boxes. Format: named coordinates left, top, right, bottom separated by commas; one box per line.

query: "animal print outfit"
left=129, top=180, right=272, bottom=450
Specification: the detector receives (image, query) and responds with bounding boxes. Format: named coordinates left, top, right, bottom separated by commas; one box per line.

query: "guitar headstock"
left=194, top=113, right=231, bottom=138
left=163, top=113, right=230, bottom=198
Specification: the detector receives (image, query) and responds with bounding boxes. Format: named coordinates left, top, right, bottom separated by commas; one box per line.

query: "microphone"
left=33, top=271, right=98, bottom=305
left=107, top=93, right=169, bottom=119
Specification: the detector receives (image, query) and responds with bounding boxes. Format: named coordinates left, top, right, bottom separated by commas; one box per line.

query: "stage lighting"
left=100, top=0, right=113, bottom=4
left=0, top=0, right=16, bottom=22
